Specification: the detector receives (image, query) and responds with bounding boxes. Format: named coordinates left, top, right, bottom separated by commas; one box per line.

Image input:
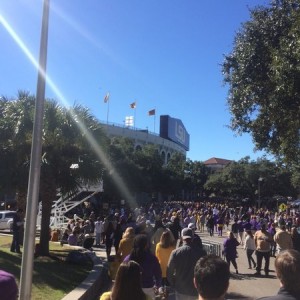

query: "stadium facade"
left=101, top=115, right=190, bottom=164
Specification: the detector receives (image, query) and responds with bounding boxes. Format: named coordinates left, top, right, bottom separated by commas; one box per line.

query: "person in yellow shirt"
left=116, top=227, right=135, bottom=262
left=100, top=260, right=152, bottom=300
left=155, top=230, right=176, bottom=286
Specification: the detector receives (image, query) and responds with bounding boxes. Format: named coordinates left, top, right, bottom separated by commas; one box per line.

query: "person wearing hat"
left=167, top=228, right=207, bottom=300
left=185, top=223, right=203, bottom=250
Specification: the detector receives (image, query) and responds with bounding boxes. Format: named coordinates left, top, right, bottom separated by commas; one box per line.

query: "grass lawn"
left=0, top=235, right=93, bottom=300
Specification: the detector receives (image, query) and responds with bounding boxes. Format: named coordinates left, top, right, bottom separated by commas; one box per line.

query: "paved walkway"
left=198, top=229, right=280, bottom=299
left=93, top=230, right=280, bottom=300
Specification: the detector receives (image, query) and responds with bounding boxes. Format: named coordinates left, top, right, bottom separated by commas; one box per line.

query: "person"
left=116, top=227, right=135, bottom=262
left=0, top=270, right=18, bottom=300
left=274, top=225, right=293, bottom=254
left=113, top=221, right=123, bottom=254
left=223, top=231, right=240, bottom=274
left=188, top=223, right=203, bottom=249
left=231, top=218, right=239, bottom=241
left=256, top=249, right=300, bottom=300
left=206, top=214, right=214, bottom=237
left=82, top=234, right=94, bottom=250
left=168, top=215, right=181, bottom=241
left=10, top=209, right=23, bottom=254
left=150, top=220, right=166, bottom=254
left=155, top=230, right=176, bottom=287
left=124, top=234, right=162, bottom=298
left=199, top=213, right=206, bottom=233
left=291, top=226, right=300, bottom=252
left=254, top=223, right=273, bottom=276
left=167, top=228, right=207, bottom=300
left=67, top=228, right=78, bottom=246
left=94, top=217, right=104, bottom=247
left=99, top=260, right=152, bottom=300
left=194, top=255, right=230, bottom=300
left=268, top=222, right=277, bottom=257
left=244, top=230, right=257, bottom=269
left=237, top=219, right=244, bottom=245
left=105, top=220, right=115, bottom=259
left=217, top=215, right=224, bottom=236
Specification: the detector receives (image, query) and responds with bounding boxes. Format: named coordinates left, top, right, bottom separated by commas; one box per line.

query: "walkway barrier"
left=202, top=239, right=223, bottom=257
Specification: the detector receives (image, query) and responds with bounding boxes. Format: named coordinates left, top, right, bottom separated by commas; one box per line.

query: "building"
left=203, top=157, right=233, bottom=171
left=101, top=115, right=190, bottom=164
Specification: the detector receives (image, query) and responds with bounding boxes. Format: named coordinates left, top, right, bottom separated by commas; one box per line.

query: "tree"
left=204, top=157, right=298, bottom=204
left=0, top=92, right=109, bottom=255
left=183, top=159, right=211, bottom=200
left=38, top=101, right=109, bottom=255
left=163, top=152, right=186, bottom=199
left=222, top=0, right=300, bottom=167
left=0, top=92, right=35, bottom=211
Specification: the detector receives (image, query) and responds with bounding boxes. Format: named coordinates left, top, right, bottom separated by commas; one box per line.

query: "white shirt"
left=94, top=221, right=104, bottom=234
left=244, top=235, right=256, bottom=251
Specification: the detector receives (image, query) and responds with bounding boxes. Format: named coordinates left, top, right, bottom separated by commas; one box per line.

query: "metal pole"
left=19, top=0, right=50, bottom=299
left=106, top=97, right=109, bottom=124
left=258, top=177, right=263, bottom=209
left=258, top=179, right=261, bottom=209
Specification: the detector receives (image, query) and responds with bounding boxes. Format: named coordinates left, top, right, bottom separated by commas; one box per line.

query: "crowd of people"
left=76, top=200, right=299, bottom=300
left=3, top=200, right=300, bottom=299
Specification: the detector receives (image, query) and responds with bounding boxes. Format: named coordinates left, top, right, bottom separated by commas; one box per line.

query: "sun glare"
left=0, top=13, right=136, bottom=207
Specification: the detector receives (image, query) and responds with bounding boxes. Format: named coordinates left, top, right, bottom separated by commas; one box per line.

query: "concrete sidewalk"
left=198, top=230, right=280, bottom=299
left=64, top=231, right=281, bottom=300
left=92, top=234, right=280, bottom=300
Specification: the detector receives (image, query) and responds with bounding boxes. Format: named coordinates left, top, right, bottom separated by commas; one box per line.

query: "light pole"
left=19, top=0, right=50, bottom=299
left=258, top=177, right=263, bottom=208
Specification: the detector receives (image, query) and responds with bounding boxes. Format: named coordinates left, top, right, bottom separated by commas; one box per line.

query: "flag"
left=130, top=101, right=136, bottom=109
left=148, top=109, right=155, bottom=116
left=104, top=92, right=110, bottom=103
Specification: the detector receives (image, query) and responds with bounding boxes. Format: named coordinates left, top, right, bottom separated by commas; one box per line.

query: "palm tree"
left=0, top=92, right=109, bottom=255
left=0, top=91, right=35, bottom=212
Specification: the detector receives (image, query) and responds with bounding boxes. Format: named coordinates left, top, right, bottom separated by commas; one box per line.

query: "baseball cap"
left=181, top=228, right=193, bottom=240
left=188, top=223, right=195, bottom=230
left=0, top=270, right=18, bottom=300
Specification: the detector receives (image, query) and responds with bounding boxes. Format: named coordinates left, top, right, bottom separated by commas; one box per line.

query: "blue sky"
left=0, top=0, right=270, bottom=162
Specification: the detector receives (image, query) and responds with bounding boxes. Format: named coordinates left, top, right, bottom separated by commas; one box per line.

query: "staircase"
left=37, top=181, right=103, bottom=229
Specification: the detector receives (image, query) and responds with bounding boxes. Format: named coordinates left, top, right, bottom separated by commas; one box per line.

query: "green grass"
left=0, top=235, right=93, bottom=300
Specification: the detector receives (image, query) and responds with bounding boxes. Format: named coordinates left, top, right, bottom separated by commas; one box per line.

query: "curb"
left=61, top=249, right=110, bottom=300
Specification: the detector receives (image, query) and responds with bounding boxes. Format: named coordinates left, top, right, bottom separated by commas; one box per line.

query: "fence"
left=202, top=239, right=223, bottom=257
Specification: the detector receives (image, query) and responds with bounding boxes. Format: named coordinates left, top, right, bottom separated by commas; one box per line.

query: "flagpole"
left=106, top=94, right=110, bottom=124
left=154, top=113, right=156, bottom=133
left=134, top=104, right=136, bottom=129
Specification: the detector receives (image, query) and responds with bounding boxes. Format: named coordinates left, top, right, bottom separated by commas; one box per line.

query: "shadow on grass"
left=0, top=247, right=93, bottom=293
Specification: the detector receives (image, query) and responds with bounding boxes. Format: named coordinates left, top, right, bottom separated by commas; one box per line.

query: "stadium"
left=101, top=114, right=190, bottom=164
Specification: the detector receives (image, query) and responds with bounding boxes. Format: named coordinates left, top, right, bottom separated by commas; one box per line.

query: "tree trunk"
left=39, top=175, right=56, bottom=256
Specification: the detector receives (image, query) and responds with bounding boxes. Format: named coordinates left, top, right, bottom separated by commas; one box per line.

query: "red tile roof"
left=203, top=157, right=233, bottom=165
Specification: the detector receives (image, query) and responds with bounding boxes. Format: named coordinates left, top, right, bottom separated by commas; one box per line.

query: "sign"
left=160, top=115, right=190, bottom=150
left=279, top=203, right=287, bottom=211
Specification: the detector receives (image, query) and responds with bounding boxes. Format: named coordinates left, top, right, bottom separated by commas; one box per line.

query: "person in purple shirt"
left=250, top=216, right=258, bottom=231
left=223, top=231, right=240, bottom=274
left=124, top=234, right=162, bottom=298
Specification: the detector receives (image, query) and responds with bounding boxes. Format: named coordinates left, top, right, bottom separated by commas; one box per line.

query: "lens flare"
left=0, top=13, right=136, bottom=207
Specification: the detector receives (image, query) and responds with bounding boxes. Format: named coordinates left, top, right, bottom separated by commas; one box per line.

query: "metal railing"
left=202, top=239, right=223, bottom=257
